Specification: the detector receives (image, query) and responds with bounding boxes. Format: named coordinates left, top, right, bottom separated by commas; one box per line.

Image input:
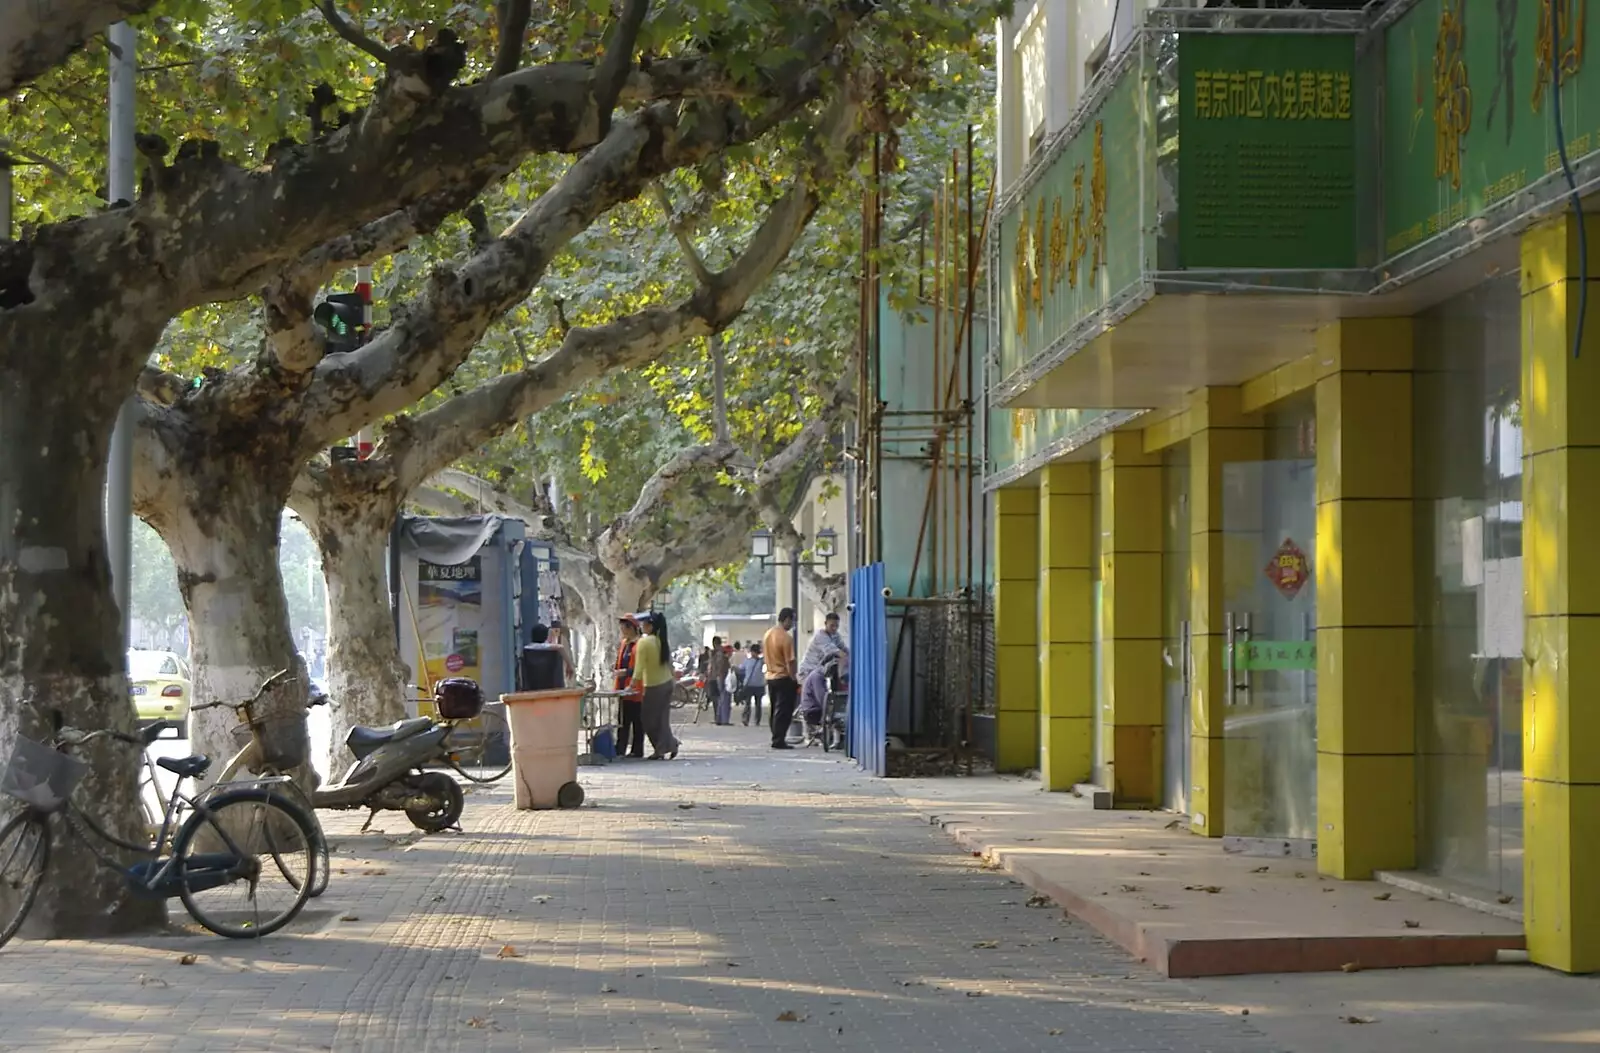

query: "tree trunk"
left=300, top=489, right=408, bottom=756
left=0, top=376, right=164, bottom=937
left=162, top=476, right=308, bottom=776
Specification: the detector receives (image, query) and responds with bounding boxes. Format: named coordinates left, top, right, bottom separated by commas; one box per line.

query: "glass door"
left=1162, top=446, right=1192, bottom=815
left=1221, top=458, right=1318, bottom=846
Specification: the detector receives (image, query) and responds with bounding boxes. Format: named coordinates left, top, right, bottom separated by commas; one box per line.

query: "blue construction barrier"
left=847, top=563, right=888, bottom=777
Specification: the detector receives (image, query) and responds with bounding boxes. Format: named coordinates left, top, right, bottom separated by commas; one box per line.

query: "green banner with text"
left=1384, top=0, right=1600, bottom=260
left=1179, top=33, right=1359, bottom=269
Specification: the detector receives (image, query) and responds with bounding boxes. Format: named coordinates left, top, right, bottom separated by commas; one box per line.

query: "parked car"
left=128, top=649, right=192, bottom=738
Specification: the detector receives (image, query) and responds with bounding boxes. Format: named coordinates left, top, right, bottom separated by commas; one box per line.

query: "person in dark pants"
left=613, top=614, right=645, bottom=758
left=739, top=643, right=765, bottom=726
left=763, top=607, right=799, bottom=750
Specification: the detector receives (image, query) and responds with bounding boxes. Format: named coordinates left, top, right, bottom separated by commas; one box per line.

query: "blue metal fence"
left=847, top=563, right=888, bottom=777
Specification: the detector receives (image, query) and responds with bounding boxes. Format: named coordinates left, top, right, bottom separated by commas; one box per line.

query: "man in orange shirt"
left=762, top=607, right=798, bottom=750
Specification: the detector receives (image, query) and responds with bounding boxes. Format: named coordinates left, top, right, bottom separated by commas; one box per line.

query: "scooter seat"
left=157, top=754, right=211, bottom=779
left=347, top=717, right=433, bottom=754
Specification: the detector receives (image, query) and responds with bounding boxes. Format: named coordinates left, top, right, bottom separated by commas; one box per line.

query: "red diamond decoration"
left=1265, top=537, right=1309, bottom=599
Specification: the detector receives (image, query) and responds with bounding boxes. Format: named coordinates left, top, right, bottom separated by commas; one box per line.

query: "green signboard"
left=1384, top=0, right=1600, bottom=259
left=996, top=69, right=1149, bottom=381
left=1235, top=639, right=1318, bottom=672
left=1178, top=34, right=1360, bottom=269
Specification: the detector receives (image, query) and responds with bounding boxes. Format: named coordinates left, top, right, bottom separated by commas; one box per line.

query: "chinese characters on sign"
left=1179, top=35, right=1359, bottom=269
left=1533, top=0, right=1587, bottom=113
left=1011, top=121, right=1109, bottom=337
left=1191, top=69, right=1352, bottom=121
left=1237, top=639, right=1318, bottom=672
left=1434, top=0, right=1472, bottom=190
left=1265, top=538, right=1310, bottom=600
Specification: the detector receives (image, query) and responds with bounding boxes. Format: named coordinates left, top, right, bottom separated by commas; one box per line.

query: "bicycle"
left=821, top=690, right=847, bottom=753
left=0, top=713, right=318, bottom=948
left=194, top=670, right=331, bottom=897
left=438, top=695, right=513, bottom=784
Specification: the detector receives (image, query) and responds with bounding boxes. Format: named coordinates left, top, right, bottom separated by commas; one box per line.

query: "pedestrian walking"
left=739, top=643, right=766, bottom=726
left=636, top=612, right=680, bottom=760
left=613, top=614, right=645, bottom=759
left=707, top=635, right=732, bottom=725
left=763, top=607, right=799, bottom=750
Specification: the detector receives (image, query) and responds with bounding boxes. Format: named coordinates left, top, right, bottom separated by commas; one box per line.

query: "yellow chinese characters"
left=1192, top=68, right=1352, bottom=119
left=1433, top=0, right=1471, bottom=191
left=1008, top=119, right=1112, bottom=337
left=1533, top=0, right=1587, bottom=113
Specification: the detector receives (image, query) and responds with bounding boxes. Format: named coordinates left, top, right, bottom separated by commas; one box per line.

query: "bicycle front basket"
left=2, top=736, right=88, bottom=813
left=232, top=714, right=304, bottom=772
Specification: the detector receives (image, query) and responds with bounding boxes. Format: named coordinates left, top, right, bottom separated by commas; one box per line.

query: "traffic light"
left=313, top=292, right=366, bottom=353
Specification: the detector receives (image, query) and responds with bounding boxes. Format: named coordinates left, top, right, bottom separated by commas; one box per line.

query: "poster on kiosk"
left=395, top=515, right=553, bottom=719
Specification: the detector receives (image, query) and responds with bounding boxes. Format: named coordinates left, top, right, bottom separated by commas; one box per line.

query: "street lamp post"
left=751, top=527, right=837, bottom=629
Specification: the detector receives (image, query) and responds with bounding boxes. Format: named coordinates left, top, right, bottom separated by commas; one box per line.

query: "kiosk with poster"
left=393, top=515, right=558, bottom=765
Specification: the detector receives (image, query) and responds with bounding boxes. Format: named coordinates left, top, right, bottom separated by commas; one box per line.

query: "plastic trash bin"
left=501, top=688, right=586, bottom=809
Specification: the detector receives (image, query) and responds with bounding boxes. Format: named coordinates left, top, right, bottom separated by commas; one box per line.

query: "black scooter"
left=308, top=678, right=482, bottom=832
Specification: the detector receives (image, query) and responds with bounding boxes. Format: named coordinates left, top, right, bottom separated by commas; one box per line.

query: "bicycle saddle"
left=157, top=754, right=211, bottom=779
left=346, top=716, right=433, bottom=756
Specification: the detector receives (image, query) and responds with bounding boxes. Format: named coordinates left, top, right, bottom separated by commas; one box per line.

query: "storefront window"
left=1414, top=275, right=1523, bottom=900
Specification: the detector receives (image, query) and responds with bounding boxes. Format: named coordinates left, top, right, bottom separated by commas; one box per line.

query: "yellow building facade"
left=988, top=1, right=1600, bottom=973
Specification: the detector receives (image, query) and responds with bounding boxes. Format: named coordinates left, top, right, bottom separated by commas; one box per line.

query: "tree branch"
left=594, top=0, right=651, bottom=136
left=299, top=74, right=848, bottom=449
left=652, top=182, right=714, bottom=287
left=708, top=330, right=729, bottom=443
left=316, top=0, right=398, bottom=66
left=491, top=0, right=533, bottom=78
left=0, top=0, right=157, bottom=96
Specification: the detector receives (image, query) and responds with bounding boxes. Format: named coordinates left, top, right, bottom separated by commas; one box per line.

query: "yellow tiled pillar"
left=1314, top=318, right=1417, bottom=880
left=1520, top=211, right=1600, bottom=974
left=1098, top=431, right=1164, bottom=805
left=1039, top=462, right=1094, bottom=790
left=1187, top=388, right=1264, bottom=836
left=994, top=486, right=1040, bottom=773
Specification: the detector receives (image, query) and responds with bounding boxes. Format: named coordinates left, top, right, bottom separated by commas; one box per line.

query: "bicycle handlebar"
left=191, top=669, right=297, bottom=713
left=55, top=726, right=144, bottom=749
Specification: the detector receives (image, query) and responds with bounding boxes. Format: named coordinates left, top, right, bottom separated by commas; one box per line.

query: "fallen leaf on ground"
left=776, top=1011, right=801, bottom=1022
left=1149, top=903, right=1172, bottom=910
left=677, top=802, right=696, bottom=809
left=1163, top=819, right=1183, bottom=829
left=1373, top=892, right=1392, bottom=901
left=362, top=869, right=388, bottom=876
left=973, top=940, right=999, bottom=949
left=431, top=894, right=446, bottom=903
left=531, top=894, right=552, bottom=904
left=821, top=896, right=836, bottom=903
left=600, top=985, right=617, bottom=993
left=1025, top=894, right=1054, bottom=908
left=726, top=961, right=741, bottom=968
left=136, top=974, right=168, bottom=986
left=177, top=953, right=199, bottom=965
left=1403, top=919, right=1421, bottom=928
left=465, top=1018, right=491, bottom=1029
left=1183, top=885, right=1223, bottom=894
left=1497, top=894, right=1514, bottom=904
left=340, top=915, right=359, bottom=922
left=1340, top=962, right=1363, bottom=973
left=1344, top=1015, right=1375, bottom=1025
left=1117, top=884, right=1142, bottom=893
left=1251, top=866, right=1270, bottom=874
left=966, top=990, right=985, bottom=998
left=496, top=945, right=522, bottom=959
left=1048, top=1029, right=1063, bottom=1036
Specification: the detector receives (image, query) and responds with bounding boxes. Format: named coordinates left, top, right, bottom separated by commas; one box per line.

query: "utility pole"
left=106, top=21, right=136, bottom=650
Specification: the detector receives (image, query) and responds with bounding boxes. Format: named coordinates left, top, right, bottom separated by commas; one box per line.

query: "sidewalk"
left=889, top=773, right=1524, bottom=977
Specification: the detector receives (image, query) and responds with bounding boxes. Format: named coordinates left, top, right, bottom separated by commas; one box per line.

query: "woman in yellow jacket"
left=633, top=612, right=680, bottom=760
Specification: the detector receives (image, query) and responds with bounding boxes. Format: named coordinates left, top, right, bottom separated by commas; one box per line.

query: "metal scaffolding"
left=852, top=128, right=995, bottom=774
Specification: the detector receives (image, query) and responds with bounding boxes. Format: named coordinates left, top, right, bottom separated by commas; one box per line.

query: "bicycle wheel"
left=174, top=788, right=315, bottom=939
left=446, top=703, right=513, bottom=783
left=0, top=812, right=48, bottom=950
